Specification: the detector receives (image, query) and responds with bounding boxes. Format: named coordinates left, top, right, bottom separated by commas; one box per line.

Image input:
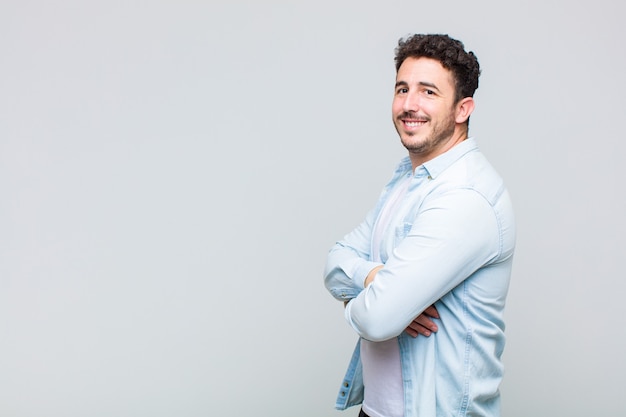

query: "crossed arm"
left=353, top=265, right=440, bottom=338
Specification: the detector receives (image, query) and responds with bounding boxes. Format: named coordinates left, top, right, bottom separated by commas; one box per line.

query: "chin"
left=401, top=135, right=424, bottom=149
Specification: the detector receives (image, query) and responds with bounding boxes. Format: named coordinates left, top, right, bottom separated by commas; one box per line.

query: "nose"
left=402, top=90, right=420, bottom=113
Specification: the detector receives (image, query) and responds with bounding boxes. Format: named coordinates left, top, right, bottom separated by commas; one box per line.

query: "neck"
left=409, top=128, right=468, bottom=171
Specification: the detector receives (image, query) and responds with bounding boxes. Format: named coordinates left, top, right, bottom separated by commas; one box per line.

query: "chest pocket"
left=394, top=221, right=413, bottom=246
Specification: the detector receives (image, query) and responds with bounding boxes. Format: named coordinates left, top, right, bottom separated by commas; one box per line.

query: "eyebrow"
left=395, top=80, right=441, bottom=92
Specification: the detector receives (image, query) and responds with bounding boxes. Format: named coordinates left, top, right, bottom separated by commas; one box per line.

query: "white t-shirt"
left=361, top=174, right=411, bottom=417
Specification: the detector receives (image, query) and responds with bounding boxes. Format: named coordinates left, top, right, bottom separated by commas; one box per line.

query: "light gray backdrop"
left=1, top=1, right=624, bottom=416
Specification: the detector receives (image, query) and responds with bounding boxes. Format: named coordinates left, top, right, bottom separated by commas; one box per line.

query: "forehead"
left=396, top=57, right=454, bottom=89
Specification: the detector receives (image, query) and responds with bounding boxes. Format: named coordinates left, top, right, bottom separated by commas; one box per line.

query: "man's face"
left=392, top=57, right=459, bottom=159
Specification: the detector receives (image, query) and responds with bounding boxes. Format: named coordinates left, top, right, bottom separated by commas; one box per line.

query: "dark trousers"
left=358, top=409, right=371, bottom=417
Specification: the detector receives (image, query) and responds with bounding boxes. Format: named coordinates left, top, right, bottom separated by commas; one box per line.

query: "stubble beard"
left=397, top=112, right=456, bottom=155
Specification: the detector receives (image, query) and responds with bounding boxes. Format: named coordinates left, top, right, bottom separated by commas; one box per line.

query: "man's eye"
left=425, top=89, right=435, bottom=95
left=397, top=88, right=408, bottom=94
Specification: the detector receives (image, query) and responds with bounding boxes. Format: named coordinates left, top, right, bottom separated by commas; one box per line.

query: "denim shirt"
left=324, top=138, right=516, bottom=417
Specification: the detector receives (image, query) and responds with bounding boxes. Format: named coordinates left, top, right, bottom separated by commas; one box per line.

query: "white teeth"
left=405, top=121, right=425, bottom=127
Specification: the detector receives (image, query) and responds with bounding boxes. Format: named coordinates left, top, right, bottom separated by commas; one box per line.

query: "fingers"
left=405, top=322, right=433, bottom=338
left=364, top=265, right=384, bottom=287
left=405, top=312, right=439, bottom=338
left=423, top=304, right=440, bottom=319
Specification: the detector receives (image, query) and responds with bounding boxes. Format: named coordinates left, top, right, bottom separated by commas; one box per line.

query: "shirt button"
left=344, top=382, right=349, bottom=387
left=341, top=391, right=346, bottom=397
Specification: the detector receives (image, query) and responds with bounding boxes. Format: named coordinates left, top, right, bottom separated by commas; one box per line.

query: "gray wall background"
left=1, top=1, right=624, bottom=416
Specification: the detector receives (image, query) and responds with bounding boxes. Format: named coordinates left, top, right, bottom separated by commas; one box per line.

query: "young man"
left=324, top=34, right=516, bottom=417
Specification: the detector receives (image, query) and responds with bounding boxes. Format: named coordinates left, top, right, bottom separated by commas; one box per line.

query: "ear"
left=455, top=97, right=475, bottom=124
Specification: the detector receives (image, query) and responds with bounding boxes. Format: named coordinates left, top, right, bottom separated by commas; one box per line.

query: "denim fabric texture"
left=324, top=138, right=516, bottom=417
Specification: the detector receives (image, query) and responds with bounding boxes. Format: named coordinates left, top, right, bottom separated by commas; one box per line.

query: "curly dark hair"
left=394, top=34, right=481, bottom=103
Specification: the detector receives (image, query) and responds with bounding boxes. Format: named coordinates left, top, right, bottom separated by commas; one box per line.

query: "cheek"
left=391, top=99, right=403, bottom=114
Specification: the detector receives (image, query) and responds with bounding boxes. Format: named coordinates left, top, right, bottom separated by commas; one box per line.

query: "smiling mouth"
left=404, top=120, right=426, bottom=128
left=401, top=118, right=429, bottom=130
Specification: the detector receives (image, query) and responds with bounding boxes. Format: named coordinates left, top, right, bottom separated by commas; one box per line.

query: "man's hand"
left=405, top=305, right=439, bottom=338
left=362, top=265, right=440, bottom=338
left=364, top=265, right=384, bottom=287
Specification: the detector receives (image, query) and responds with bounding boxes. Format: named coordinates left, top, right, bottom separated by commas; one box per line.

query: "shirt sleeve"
left=344, top=188, right=502, bottom=342
left=323, top=206, right=383, bottom=302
